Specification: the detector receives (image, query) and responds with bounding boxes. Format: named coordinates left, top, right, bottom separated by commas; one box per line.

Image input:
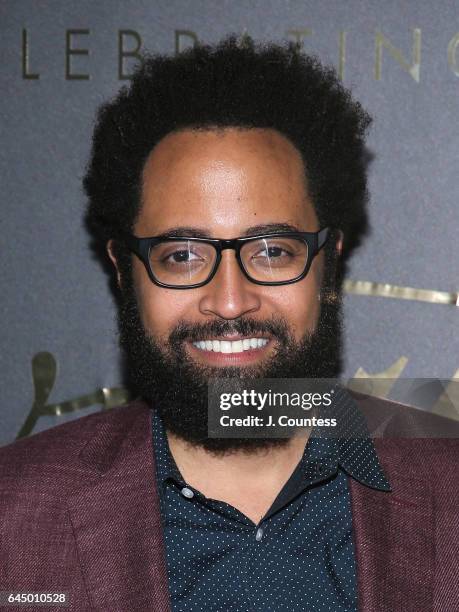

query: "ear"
left=106, top=239, right=122, bottom=289
left=335, top=230, right=344, bottom=257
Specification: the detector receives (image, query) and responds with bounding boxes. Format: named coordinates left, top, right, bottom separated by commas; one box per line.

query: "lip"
left=192, top=333, right=271, bottom=342
left=186, top=337, right=274, bottom=366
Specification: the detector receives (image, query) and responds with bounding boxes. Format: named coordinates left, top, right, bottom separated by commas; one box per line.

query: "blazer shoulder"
left=350, top=389, right=459, bottom=439
left=0, top=400, right=149, bottom=488
left=350, top=391, right=459, bottom=481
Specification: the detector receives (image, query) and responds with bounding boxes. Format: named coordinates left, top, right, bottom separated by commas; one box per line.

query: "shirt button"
left=255, top=527, right=264, bottom=541
left=316, top=462, right=326, bottom=475
left=181, top=487, right=194, bottom=499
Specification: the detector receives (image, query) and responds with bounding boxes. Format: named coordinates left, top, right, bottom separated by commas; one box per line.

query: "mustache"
left=168, top=316, right=293, bottom=346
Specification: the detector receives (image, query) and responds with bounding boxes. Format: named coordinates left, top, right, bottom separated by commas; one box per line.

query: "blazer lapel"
left=67, top=401, right=171, bottom=611
left=349, top=440, right=435, bottom=612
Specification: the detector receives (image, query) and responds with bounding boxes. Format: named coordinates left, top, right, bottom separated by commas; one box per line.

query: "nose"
left=198, top=250, right=262, bottom=320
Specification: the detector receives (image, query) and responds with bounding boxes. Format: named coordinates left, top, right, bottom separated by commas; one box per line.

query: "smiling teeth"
left=192, top=338, right=269, bottom=353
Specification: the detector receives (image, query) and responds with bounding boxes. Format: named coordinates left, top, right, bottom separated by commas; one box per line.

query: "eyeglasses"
left=124, top=228, right=330, bottom=289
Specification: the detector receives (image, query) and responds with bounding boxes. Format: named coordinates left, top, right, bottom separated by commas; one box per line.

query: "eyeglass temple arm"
left=123, top=234, right=141, bottom=255
left=317, top=227, right=330, bottom=250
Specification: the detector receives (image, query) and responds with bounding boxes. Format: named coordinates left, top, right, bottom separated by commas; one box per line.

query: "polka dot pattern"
left=151, top=388, right=390, bottom=611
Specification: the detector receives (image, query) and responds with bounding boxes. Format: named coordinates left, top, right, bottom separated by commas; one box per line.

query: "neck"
left=165, top=429, right=311, bottom=524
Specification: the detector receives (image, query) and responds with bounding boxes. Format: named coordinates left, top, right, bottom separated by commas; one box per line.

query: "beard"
left=117, top=276, right=343, bottom=455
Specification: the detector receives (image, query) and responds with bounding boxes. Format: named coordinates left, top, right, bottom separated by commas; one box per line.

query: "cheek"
left=266, top=258, right=322, bottom=339
left=268, top=285, right=320, bottom=339
left=132, top=261, right=194, bottom=337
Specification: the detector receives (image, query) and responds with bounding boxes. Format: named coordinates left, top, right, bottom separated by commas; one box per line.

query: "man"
left=1, top=37, right=458, bottom=612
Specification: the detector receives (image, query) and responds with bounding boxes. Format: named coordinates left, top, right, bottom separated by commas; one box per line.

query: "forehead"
left=136, top=128, right=318, bottom=236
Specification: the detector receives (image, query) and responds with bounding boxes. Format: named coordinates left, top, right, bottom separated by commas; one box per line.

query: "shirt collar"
left=151, top=385, right=391, bottom=493
left=306, top=385, right=391, bottom=491
left=152, top=408, right=183, bottom=486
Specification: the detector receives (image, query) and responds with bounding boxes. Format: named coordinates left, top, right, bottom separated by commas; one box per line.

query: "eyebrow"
left=156, top=223, right=302, bottom=239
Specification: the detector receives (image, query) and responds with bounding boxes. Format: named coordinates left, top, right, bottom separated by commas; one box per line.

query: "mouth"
left=186, top=334, right=274, bottom=365
left=192, top=336, right=270, bottom=354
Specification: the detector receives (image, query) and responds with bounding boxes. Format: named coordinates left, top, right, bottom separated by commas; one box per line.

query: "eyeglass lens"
left=148, top=238, right=310, bottom=286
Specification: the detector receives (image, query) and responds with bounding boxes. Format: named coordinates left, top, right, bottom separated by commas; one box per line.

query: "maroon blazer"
left=0, top=397, right=458, bottom=611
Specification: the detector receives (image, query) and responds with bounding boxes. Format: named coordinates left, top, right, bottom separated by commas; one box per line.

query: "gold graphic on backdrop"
left=348, top=356, right=409, bottom=398
left=448, top=33, right=459, bottom=77
left=434, top=369, right=459, bottom=420
left=344, top=280, right=459, bottom=306
left=16, top=352, right=129, bottom=439
left=347, top=363, right=459, bottom=422
left=16, top=354, right=459, bottom=440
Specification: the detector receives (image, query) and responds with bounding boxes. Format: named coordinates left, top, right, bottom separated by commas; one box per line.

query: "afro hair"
left=83, top=35, right=372, bottom=280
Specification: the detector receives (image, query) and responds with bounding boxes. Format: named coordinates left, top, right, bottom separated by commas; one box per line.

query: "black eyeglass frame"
left=123, top=227, right=330, bottom=289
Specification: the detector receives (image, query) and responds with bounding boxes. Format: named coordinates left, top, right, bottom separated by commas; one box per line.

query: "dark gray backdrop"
left=1, top=0, right=458, bottom=445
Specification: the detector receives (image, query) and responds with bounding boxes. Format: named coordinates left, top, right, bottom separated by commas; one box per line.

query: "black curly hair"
left=83, top=35, right=371, bottom=284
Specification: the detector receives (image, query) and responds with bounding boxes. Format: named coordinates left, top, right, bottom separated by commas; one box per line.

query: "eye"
left=254, top=246, right=291, bottom=258
left=150, top=241, right=215, bottom=273
left=163, top=249, right=202, bottom=264
left=252, top=245, right=294, bottom=259
left=243, top=237, right=307, bottom=271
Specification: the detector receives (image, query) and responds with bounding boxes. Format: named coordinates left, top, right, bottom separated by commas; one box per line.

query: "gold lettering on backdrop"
left=118, top=30, right=143, bottom=80
left=65, top=29, right=90, bottom=80
left=447, top=33, right=459, bottom=77
left=175, top=30, right=199, bottom=55
left=375, top=28, right=421, bottom=82
left=21, top=29, right=40, bottom=79
left=338, top=31, right=346, bottom=80
left=237, top=30, right=254, bottom=49
left=286, top=29, right=314, bottom=47
left=16, top=27, right=459, bottom=82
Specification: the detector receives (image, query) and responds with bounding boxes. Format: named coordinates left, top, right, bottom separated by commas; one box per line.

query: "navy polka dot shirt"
left=152, top=388, right=390, bottom=611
